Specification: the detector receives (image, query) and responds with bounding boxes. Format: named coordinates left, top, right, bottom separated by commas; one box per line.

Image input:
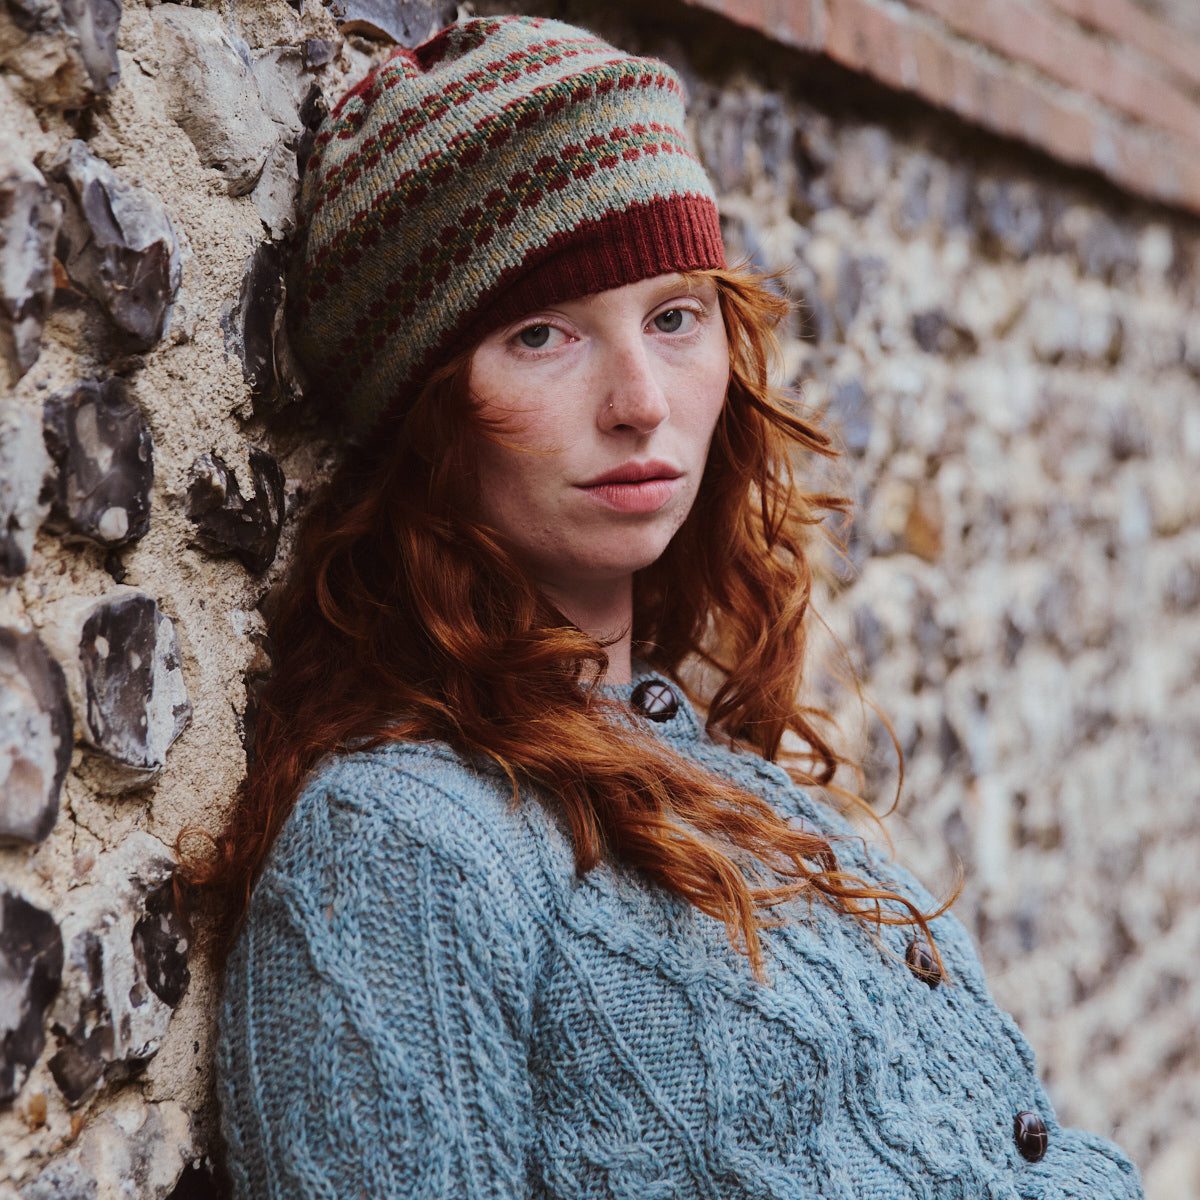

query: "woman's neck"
left=539, top=576, right=634, bottom=685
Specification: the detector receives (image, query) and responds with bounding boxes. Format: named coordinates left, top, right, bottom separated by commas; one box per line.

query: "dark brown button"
left=630, top=680, right=678, bottom=722
left=1013, top=1111, right=1048, bottom=1163
left=905, top=939, right=942, bottom=988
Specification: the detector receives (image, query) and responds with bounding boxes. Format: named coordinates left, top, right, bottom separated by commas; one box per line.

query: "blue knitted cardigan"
left=216, top=673, right=1142, bottom=1199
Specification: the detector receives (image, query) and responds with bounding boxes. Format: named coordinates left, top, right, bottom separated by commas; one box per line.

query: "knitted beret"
left=290, top=15, right=726, bottom=437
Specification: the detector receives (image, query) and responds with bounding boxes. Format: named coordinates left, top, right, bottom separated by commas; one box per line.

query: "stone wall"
left=0, top=0, right=385, bottom=1191
left=2, top=0, right=1198, bottom=1197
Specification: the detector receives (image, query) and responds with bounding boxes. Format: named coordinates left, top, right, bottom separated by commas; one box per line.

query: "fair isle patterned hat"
left=290, top=15, right=726, bottom=437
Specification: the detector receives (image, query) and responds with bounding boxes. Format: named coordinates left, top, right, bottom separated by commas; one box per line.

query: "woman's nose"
left=599, top=343, right=670, bottom=434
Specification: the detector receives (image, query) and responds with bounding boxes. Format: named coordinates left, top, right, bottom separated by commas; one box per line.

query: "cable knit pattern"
left=217, top=673, right=1143, bottom=1198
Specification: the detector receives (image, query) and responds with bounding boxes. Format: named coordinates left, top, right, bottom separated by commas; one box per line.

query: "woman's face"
left=468, top=273, right=730, bottom=612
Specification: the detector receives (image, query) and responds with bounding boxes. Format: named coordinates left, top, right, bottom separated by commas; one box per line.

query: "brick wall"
left=683, top=0, right=1200, bottom=216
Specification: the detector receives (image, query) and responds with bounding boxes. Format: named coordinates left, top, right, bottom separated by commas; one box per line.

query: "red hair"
left=177, top=266, right=945, bottom=977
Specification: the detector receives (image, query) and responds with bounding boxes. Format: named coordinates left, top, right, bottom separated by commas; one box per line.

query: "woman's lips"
left=576, top=462, right=682, bottom=514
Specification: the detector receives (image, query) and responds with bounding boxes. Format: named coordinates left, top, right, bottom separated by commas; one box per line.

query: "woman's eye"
left=517, top=324, right=553, bottom=348
left=652, top=308, right=695, bottom=334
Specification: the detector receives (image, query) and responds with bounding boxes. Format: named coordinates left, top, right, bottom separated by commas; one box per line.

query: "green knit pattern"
left=291, top=17, right=722, bottom=435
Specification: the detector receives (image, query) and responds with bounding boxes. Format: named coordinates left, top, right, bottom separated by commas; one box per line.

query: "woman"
left=196, top=16, right=1143, bottom=1198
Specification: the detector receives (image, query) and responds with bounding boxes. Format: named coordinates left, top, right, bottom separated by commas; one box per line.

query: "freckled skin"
left=468, top=273, right=729, bottom=676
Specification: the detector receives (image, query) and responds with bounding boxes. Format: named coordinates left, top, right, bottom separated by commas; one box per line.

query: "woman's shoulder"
left=263, top=738, right=562, bottom=907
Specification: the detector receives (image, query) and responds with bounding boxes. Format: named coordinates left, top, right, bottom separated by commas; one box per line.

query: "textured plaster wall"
left=1, top=0, right=1198, bottom=1197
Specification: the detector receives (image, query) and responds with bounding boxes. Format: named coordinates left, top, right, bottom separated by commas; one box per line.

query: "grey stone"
left=894, top=153, right=932, bottom=236
left=150, top=4, right=278, bottom=197
left=1056, top=206, right=1139, bottom=283
left=251, top=44, right=308, bottom=140
left=1164, top=561, right=1200, bottom=613
left=1137, top=322, right=1182, bottom=373
left=103, top=548, right=126, bottom=584
left=25, top=1099, right=192, bottom=1199
left=913, top=589, right=945, bottom=668
left=789, top=261, right=835, bottom=345
left=1087, top=220, right=1139, bottom=282
left=302, top=36, right=337, bottom=68
left=755, top=94, right=792, bottom=183
left=0, top=889, right=63, bottom=1107
left=239, top=641, right=272, bottom=767
left=934, top=713, right=963, bottom=770
left=0, top=157, right=62, bottom=380
left=833, top=253, right=886, bottom=340
left=296, top=81, right=329, bottom=181
left=46, top=929, right=108, bottom=1104
left=131, top=880, right=190, bottom=1008
left=0, top=0, right=119, bottom=107
left=828, top=482, right=868, bottom=582
left=250, top=141, right=300, bottom=241
left=20, top=1157, right=97, bottom=1200
left=0, top=0, right=65, bottom=48
left=717, top=213, right=771, bottom=280
left=46, top=834, right=189, bottom=1106
left=42, top=378, right=154, bottom=549
left=1108, top=404, right=1149, bottom=461
left=1029, top=297, right=1080, bottom=365
left=973, top=178, right=1046, bottom=260
left=327, top=0, right=450, bottom=45
left=1035, top=568, right=1083, bottom=655
left=1184, top=319, right=1200, bottom=380
left=789, top=110, right=835, bottom=221
left=826, top=378, right=871, bottom=456
left=1080, top=309, right=1123, bottom=366
left=186, top=447, right=285, bottom=574
left=58, top=0, right=118, bottom=92
left=0, top=626, right=72, bottom=845
left=851, top=603, right=888, bottom=676
left=0, top=400, right=53, bottom=577
left=939, top=163, right=973, bottom=232
left=222, top=239, right=304, bottom=410
left=942, top=809, right=972, bottom=874
left=76, top=592, right=190, bottom=783
left=43, top=589, right=189, bottom=788
left=828, top=126, right=891, bottom=217
left=911, top=308, right=978, bottom=359
left=41, top=140, right=181, bottom=349
left=709, top=91, right=750, bottom=195
left=248, top=45, right=312, bottom=236
left=833, top=253, right=862, bottom=336
left=1002, top=614, right=1025, bottom=667
left=795, top=284, right=834, bottom=345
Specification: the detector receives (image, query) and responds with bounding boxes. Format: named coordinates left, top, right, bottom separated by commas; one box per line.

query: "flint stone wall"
left=1, top=0, right=1197, bottom=1196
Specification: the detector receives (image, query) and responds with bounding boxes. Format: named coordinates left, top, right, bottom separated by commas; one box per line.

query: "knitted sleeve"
left=217, top=754, right=537, bottom=1200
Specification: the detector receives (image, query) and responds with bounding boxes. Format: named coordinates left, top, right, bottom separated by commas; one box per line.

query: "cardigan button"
left=905, top=939, right=942, bottom=988
left=630, top=680, right=679, bottom=722
left=1013, top=1111, right=1049, bottom=1163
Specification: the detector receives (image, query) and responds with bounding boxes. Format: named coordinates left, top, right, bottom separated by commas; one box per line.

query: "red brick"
left=681, top=0, right=1200, bottom=217
left=905, top=0, right=1200, bottom=149
left=1103, top=117, right=1200, bottom=210
left=1040, top=0, right=1200, bottom=92
left=759, top=0, right=820, bottom=52
left=907, top=24, right=957, bottom=104
left=678, top=0, right=819, bottom=51
left=824, top=0, right=918, bottom=85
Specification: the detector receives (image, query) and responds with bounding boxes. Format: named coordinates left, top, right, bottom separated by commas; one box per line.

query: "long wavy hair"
left=177, top=265, right=944, bottom=978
